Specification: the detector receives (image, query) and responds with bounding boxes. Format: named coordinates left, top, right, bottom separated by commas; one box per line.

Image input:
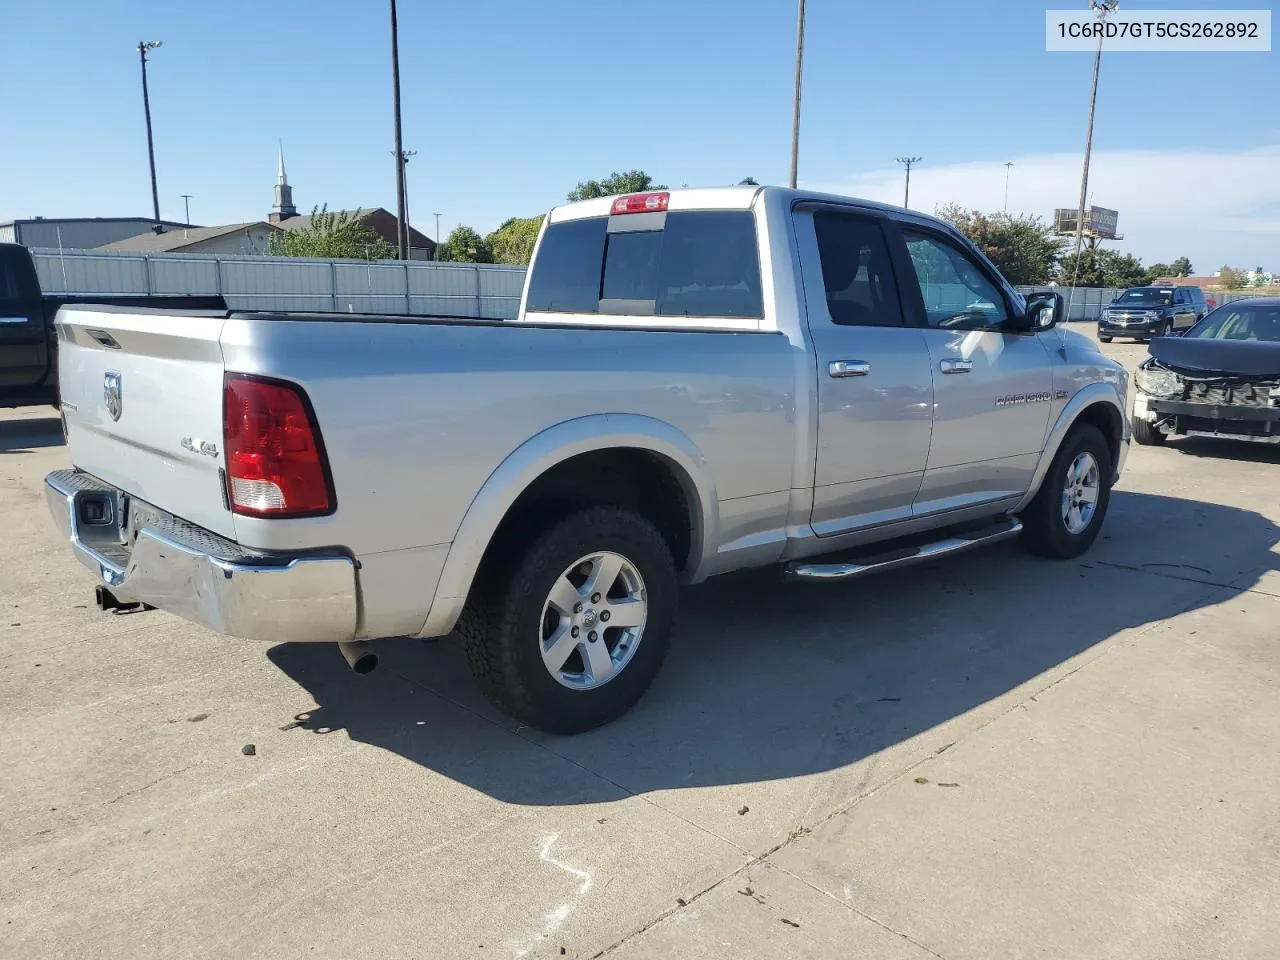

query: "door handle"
left=829, top=360, right=870, bottom=378
left=939, top=358, right=973, bottom=374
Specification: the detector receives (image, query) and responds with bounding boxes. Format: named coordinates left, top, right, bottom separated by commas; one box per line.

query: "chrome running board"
left=782, top=518, right=1023, bottom=583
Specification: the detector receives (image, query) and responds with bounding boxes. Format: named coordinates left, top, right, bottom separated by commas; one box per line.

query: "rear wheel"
left=1132, top=415, right=1167, bottom=446
left=1020, top=425, right=1113, bottom=559
left=458, top=506, right=677, bottom=734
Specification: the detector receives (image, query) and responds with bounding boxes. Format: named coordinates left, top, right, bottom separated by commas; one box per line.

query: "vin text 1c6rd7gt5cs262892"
left=46, top=187, right=1129, bottom=734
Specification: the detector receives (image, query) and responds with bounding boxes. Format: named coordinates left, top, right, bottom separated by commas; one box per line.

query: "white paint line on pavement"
left=506, top=832, right=594, bottom=958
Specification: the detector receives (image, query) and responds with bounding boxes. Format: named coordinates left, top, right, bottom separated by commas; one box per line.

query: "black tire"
left=1132, top=415, right=1166, bottom=446
left=1160, top=320, right=1172, bottom=338
left=1019, top=424, right=1113, bottom=559
left=457, top=506, right=677, bottom=735
left=1098, top=335, right=1113, bottom=343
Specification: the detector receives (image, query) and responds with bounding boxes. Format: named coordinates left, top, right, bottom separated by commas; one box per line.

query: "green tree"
left=267, top=205, right=394, bottom=260
left=1170, top=256, right=1194, bottom=277
left=739, top=176, right=760, bottom=185
left=487, top=215, right=544, bottom=265
left=436, top=225, right=494, bottom=263
left=1141, top=262, right=1173, bottom=285
left=1217, top=265, right=1245, bottom=289
left=1093, top=249, right=1147, bottom=288
left=935, top=204, right=1064, bottom=285
left=1056, top=248, right=1105, bottom=287
left=566, top=170, right=666, bottom=202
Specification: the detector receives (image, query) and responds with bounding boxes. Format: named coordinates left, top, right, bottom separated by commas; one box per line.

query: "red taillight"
left=222, top=373, right=334, bottom=518
left=610, top=192, right=670, bottom=215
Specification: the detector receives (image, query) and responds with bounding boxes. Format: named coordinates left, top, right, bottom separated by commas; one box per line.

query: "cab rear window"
left=526, top=211, right=764, bottom=319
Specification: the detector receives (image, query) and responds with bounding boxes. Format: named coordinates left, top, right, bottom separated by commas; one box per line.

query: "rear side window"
left=812, top=212, right=904, bottom=327
left=525, top=211, right=764, bottom=319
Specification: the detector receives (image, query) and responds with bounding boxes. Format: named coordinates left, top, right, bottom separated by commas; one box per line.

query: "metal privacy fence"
left=31, top=248, right=527, bottom=320
left=31, top=248, right=1267, bottom=324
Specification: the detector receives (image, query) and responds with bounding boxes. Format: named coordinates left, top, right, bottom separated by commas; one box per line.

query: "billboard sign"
left=1053, top=206, right=1120, bottom=239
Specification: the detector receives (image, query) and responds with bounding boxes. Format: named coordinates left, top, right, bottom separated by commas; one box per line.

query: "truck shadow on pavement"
left=1164, top=437, right=1280, bottom=465
left=0, top=417, right=63, bottom=454
left=267, top=490, right=1278, bottom=806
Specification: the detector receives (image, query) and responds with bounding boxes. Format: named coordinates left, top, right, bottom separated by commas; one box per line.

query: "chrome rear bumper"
left=44, top=470, right=357, bottom=644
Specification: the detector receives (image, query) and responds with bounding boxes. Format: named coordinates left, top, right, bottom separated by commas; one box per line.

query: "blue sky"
left=2, top=0, right=1277, bottom=269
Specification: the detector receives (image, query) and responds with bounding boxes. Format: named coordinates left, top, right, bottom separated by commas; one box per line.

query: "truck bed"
left=56, top=304, right=800, bottom=635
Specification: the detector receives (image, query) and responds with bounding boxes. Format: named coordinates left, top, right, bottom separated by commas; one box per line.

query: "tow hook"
left=95, top=586, right=154, bottom=614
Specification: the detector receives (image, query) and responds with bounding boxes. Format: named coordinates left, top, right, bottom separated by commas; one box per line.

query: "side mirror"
left=1019, top=291, right=1062, bottom=331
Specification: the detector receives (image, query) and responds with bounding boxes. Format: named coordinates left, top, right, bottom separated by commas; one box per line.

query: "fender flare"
left=1014, top=382, right=1128, bottom=513
left=416, top=413, right=719, bottom=638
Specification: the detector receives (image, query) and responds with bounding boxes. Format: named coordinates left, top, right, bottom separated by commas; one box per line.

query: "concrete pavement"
left=2, top=335, right=1277, bottom=959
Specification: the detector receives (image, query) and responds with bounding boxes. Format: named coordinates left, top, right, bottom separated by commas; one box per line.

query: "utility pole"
left=896, top=156, right=921, bottom=208
left=1003, top=162, right=1013, bottom=213
left=389, top=0, right=409, bottom=260
left=137, top=40, right=163, bottom=231
left=1072, top=0, right=1118, bottom=278
left=180, top=194, right=192, bottom=226
left=788, top=0, right=806, bottom=188
left=391, top=148, right=417, bottom=256
left=433, top=212, right=442, bottom=259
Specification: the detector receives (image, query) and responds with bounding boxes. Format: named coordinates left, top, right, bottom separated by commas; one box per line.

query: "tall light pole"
left=391, top=148, right=417, bottom=256
left=433, top=212, right=442, bottom=258
left=896, top=156, right=921, bottom=208
left=137, top=40, right=163, bottom=231
left=389, top=0, right=409, bottom=260
left=1003, top=162, right=1013, bottom=213
left=788, top=0, right=806, bottom=188
left=1072, top=0, right=1118, bottom=277
left=180, top=194, right=192, bottom=226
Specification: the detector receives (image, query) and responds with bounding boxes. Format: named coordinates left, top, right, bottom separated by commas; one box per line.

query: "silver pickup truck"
left=46, top=186, right=1128, bottom=733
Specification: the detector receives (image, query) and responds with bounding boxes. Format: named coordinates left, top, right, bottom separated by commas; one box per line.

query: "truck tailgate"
left=57, top=306, right=235, bottom=539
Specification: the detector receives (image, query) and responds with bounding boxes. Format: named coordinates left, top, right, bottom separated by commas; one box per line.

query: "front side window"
left=903, top=232, right=1010, bottom=329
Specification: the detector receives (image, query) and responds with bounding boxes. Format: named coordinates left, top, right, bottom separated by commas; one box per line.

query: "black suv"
left=1098, top=286, right=1206, bottom=343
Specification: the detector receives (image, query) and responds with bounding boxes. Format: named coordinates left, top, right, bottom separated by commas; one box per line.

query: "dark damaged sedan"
left=1132, top=298, right=1280, bottom=447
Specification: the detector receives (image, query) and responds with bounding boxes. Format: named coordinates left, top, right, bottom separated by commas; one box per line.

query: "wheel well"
left=481, top=448, right=698, bottom=576
left=1071, top=401, right=1123, bottom=468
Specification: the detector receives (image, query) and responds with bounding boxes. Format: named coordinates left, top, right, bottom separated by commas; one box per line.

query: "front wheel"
left=458, top=506, right=678, bottom=734
left=1132, top=415, right=1167, bottom=446
left=1098, top=335, right=1113, bottom=343
left=1020, top=425, right=1113, bottom=559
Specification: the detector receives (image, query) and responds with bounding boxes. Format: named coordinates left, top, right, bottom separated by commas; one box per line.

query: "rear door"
left=1175, top=289, right=1197, bottom=330
left=795, top=207, right=934, bottom=536
left=57, top=306, right=235, bottom=538
left=0, top=247, right=49, bottom=389
left=898, top=227, right=1053, bottom=517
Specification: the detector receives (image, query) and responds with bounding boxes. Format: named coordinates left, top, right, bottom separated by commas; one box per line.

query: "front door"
left=797, top=209, right=935, bottom=536
left=898, top=229, right=1053, bottom=517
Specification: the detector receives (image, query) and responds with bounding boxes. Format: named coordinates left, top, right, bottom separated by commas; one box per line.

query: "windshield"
left=1117, top=288, right=1174, bottom=305
left=1184, top=304, right=1280, bottom=342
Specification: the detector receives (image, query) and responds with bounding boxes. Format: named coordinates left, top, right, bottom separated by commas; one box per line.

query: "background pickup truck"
left=0, top=242, right=225, bottom=403
left=46, top=186, right=1129, bottom=733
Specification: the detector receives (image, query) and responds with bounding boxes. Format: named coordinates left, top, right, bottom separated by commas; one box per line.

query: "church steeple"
left=270, top=142, right=297, bottom=223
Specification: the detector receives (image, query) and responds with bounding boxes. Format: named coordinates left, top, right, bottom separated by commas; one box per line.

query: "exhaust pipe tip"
left=338, top=640, right=378, bottom=675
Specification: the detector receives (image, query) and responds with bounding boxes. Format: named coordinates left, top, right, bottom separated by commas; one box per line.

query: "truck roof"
left=547, top=185, right=922, bottom=224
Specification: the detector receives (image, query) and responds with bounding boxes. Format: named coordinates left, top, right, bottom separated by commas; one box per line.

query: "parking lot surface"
left=3, top=332, right=1278, bottom=959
